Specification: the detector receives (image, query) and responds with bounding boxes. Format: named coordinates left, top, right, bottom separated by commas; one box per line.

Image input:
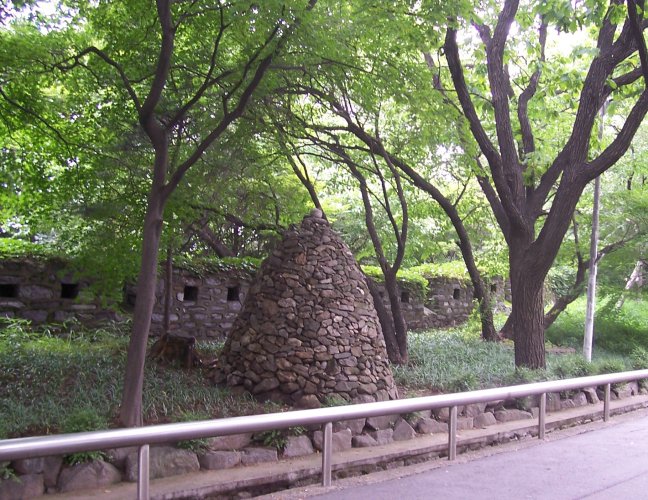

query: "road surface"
left=310, top=410, right=648, bottom=500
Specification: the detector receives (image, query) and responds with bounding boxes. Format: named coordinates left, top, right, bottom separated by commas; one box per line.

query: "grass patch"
left=394, top=329, right=516, bottom=392
left=395, top=326, right=634, bottom=394
left=546, top=295, right=648, bottom=355
left=0, top=316, right=638, bottom=439
left=0, top=319, right=261, bottom=438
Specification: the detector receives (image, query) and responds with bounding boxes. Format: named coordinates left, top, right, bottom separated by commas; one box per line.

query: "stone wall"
left=381, top=275, right=510, bottom=331
left=127, top=266, right=254, bottom=339
left=0, top=257, right=509, bottom=338
left=0, top=258, right=119, bottom=325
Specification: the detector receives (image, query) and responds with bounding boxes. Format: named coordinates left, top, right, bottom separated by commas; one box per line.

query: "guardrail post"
left=604, top=383, right=611, bottom=422
left=138, top=444, right=150, bottom=500
left=321, top=422, right=333, bottom=487
left=448, top=406, right=457, bottom=461
left=538, top=392, right=546, bottom=440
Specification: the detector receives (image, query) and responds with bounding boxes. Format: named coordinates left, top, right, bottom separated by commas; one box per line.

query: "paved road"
left=312, top=413, right=648, bottom=500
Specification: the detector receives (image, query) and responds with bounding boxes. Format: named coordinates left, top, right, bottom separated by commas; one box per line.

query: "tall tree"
left=30, top=0, right=319, bottom=426
left=444, top=0, right=648, bottom=367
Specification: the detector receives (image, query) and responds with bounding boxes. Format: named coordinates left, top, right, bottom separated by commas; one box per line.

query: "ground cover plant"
left=0, top=319, right=258, bottom=439
left=1, top=315, right=644, bottom=439
left=546, top=295, right=648, bottom=355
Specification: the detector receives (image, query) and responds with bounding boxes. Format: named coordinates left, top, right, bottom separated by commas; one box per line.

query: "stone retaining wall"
left=0, top=258, right=509, bottom=338
left=386, top=275, right=510, bottom=331
left=126, top=266, right=254, bottom=339
left=0, top=258, right=120, bottom=326
left=2, top=382, right=643, bottom=498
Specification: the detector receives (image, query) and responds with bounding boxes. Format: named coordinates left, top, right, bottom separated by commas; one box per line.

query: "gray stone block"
left=312, top=429, right=352, bottom=452
left=463, top=403, right=487, bottom=418
left=240, top=448, right=278, bottom=466
left=58, top=460, right=121, bottom=493
left=198, top=451, right=241, bottom=470
left=43, top=456, right=63, bottom=488
left=208, top=433, right=252, bottom=451
left=392, top=418, right=416, bottom=441
left=416, top=417, right=448, bottom=434
left=614, top=382, right=636, bottom=399
left=0, top=473, right=44, bottom=500
left=11, top=457, right=44, bottom=475
left=125, top=446, right=199, bottom=482
left=547, top=392, right=563, bottom=412
left=105, top=446, right=139, bottom=469
left=456, top=417, right=474, bottom=430
left=473, top=412, right=497, bottom=428
left=583, top=387, right=600, bottom=404
left=370, top=429, right=394, bottom=445
left=432, top=406, right=465, bottom=422
left=352, top=435, right=378, bottom=447
left=283, top=435, right=314, bottom=458
left=494, top=409, right=533, bottom=423
left=572, top=391, right=588, bottom=407
left=333, top=418, right=366, bottom=435
left=365, top=414, right=396, bottom=431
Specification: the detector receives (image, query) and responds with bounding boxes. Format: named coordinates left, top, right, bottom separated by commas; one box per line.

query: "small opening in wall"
left=401, top=291, right=410, bottom=303
left=61, top=283, right=79, bottom=299
left=227, top=286, right=240, bottom=302
left=490, top=283, right=498, bottom=293
left=0, top=284, right=18, bottom=298
left=183, top=285, right=198, bottom=302
left=453, top=288, right=461, bottom=300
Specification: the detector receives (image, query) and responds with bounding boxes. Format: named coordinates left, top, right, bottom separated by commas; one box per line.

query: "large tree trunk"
left=510, top=251, right=546, bottom=369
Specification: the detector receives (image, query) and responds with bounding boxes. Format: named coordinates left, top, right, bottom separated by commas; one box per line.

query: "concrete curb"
left=41, top=394, right=648, bottom=500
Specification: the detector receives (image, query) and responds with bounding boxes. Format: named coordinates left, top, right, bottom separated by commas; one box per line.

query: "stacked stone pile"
left=213, top=209, right=398, bottom=406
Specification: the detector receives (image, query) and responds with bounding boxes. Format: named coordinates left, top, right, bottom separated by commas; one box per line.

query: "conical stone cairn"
left=214, top=209, right=398, bottom=407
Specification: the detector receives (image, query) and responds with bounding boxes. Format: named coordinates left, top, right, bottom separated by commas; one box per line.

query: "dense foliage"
left=2, top=0, right=648, bottom=425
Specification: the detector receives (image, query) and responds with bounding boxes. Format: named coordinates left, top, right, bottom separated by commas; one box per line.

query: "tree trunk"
left=366, top=276, right=402, bottom=364
left=119, top=180, right=165, bottom=427
left=510, top=254, right=546, bottom=369
left=382, top=269, right=408, bottom=364
left=163, top=246, right=173, bottom=335
left=616, top=259, right=645, bottom=308
left=476, top=291, right=498, bottom=341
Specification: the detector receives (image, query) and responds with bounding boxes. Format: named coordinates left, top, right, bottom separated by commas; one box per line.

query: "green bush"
left=548, top=354, right=594, bottom=379
left=62, top=408, right=108, bottom=465
left=546, top=296, right=648, bottom=355
left=0, top=321, right=261, bottom=438
left=174, top=411, right=212, bottom=454
left=0, top=462, right=17, bottom=481
left=630, top=346, right=648, bottom=370
left=504, top=367, right=548, bottom=386
left=253, top=429, right=287, bottom=451
left=592, top=357, right=629, bottom=375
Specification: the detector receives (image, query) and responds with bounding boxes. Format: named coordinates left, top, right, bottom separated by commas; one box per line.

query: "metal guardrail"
left=1, top=369, right=647, bottom=499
